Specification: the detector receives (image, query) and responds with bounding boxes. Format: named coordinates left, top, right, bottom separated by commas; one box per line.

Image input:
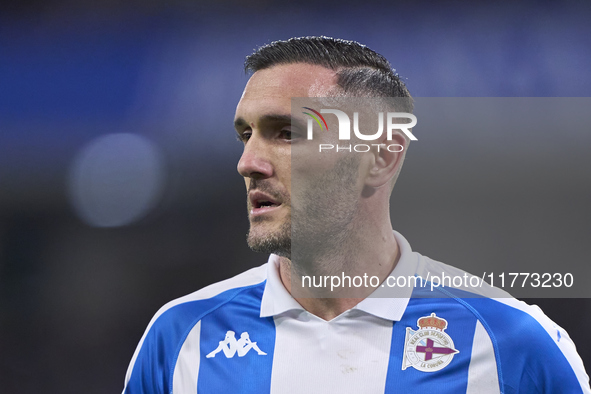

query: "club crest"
left=402, top=313, right=459, bottom=372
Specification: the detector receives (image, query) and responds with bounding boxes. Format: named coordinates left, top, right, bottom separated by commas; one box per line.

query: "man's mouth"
left=249, top=191, right=282, bottom=216
left=255, top=201, right=280, bottom=208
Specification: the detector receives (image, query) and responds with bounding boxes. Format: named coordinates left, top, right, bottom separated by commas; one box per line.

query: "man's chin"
left=246, top=225, right=291, bottom=257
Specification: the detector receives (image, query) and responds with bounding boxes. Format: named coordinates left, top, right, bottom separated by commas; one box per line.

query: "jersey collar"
left=260, top=231, right=417, bottom=322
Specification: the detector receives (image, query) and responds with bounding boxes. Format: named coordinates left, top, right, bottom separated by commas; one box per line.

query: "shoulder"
left=464, top=296, right=589, bottom=393
left=410, top=253, right=590, bottom=393
left=144, top=263, right=268, bottom=337
left=122, top=263, right=268, bottom=394
left=153, top=263, right=268, bottom=322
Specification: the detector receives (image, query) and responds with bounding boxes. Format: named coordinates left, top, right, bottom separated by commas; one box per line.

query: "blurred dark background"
left=1, top=0, right=590, bottom=392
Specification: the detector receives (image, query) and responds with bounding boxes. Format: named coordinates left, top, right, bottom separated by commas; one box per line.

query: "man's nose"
left=237, top=135, right=273, bottom=179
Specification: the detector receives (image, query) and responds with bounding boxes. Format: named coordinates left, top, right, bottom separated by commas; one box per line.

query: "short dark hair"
left=244, top=36, right=412, bottom=103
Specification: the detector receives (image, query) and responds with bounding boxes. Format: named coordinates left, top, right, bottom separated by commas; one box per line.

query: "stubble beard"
left=247, top=218, right=292, bottom=258
left=246, top=179, right=292, bottom=258
left=289, top=154, right=360, bottom=276
left=245, top=155, right=361, bottom=273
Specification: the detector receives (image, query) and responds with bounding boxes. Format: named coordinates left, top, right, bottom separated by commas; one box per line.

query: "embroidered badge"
left=206, top=330, right=267, bottom=358
left=402, top=313, right=459, bottom=372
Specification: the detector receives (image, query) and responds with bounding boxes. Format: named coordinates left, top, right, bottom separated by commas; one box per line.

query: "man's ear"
left=364, top=131, right=408, bottom=188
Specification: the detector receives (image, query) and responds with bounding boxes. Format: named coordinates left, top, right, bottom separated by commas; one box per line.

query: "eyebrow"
left=234, top=114, right=306, bottom=131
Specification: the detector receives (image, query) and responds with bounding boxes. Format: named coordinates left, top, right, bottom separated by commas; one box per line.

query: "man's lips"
left=249, top=191, right=282, bottom=215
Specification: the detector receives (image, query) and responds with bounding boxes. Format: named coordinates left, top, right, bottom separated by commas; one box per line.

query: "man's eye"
left=282, top=129, right=299, bottom=140
left=237, top=132, right=251, bottom=143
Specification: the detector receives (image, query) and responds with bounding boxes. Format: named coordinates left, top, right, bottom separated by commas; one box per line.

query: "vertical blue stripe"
left=124, top=291, right=244, bottom=394
left=463, top=298, right=585, bottom=393
left=198, top=284, right=276, bottom=393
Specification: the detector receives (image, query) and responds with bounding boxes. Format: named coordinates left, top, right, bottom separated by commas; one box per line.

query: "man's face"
left=235, top=63, right=341, bottom=257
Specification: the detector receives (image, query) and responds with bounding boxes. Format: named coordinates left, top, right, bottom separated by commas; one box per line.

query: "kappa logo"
left=206, top=330, right=267, bottom=359
left=402, top=313, right=459, bottom=372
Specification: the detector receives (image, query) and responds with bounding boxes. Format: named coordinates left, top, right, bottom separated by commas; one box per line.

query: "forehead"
left=235, top=63, right=337, bottom=119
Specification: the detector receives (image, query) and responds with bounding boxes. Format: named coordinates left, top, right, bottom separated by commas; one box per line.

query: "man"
left=122, top=37, right=590, bottom=393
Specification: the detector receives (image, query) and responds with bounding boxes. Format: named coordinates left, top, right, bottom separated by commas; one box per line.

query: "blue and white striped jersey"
left=123, top=232, right=590, bottom=394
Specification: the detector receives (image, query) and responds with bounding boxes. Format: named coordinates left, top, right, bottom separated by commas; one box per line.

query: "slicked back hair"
left=244, top=36, right=412, bottom=108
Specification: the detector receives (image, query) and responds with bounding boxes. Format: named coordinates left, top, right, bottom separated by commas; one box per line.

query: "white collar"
left=260, top=231, right=417, bottom=321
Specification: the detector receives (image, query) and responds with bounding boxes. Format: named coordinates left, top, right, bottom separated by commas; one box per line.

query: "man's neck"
left=277, top=225, right=400, bottom=321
